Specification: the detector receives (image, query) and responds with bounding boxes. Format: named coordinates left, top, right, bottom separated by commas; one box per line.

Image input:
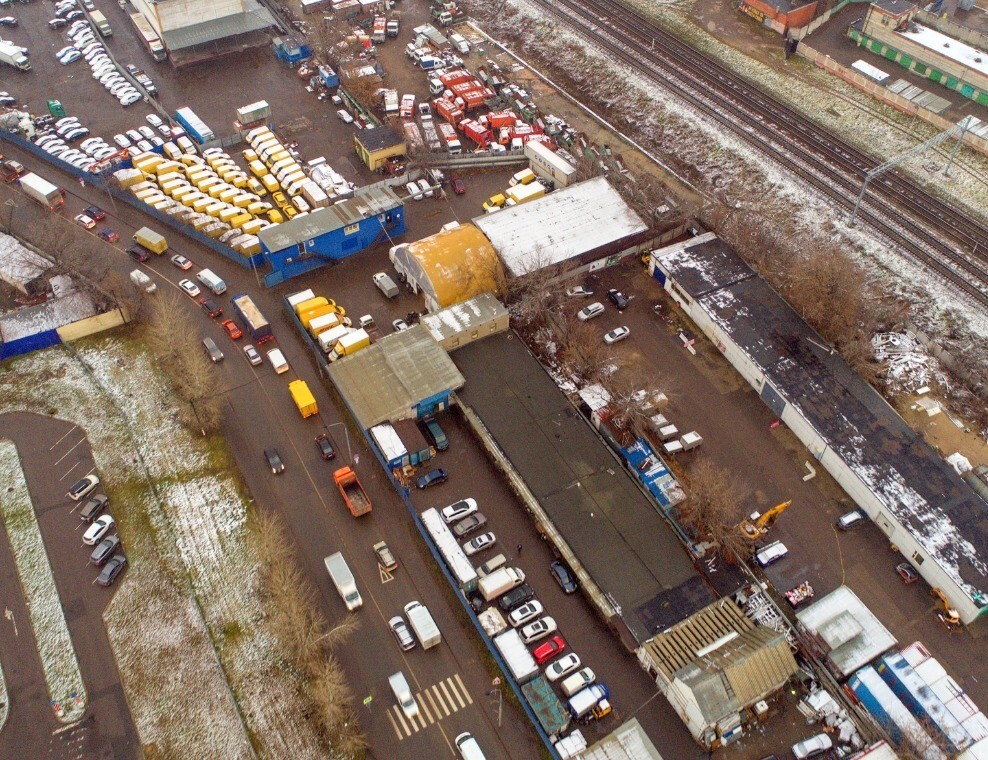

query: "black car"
left=607, top=289, right=631, bottom=311
left=126, top=244, right=151, bottom=263
left=499, top=583, right=535, bottom=612
left=199, top=298, right=222, bottom=318
left=90, top=534, right=121, bottom=566
left=0, top=16, right=19, bottom=27
left=416, top=468, right=448, bottom=489
left=315, top=433, right=336, bottom=460
left=83, top=205, right=106, bottom=221
left=97, top=554, right=127, bottom=586
left=264, top=448, right=285, bottom=474
left=550, top=560, right=579, bottom=594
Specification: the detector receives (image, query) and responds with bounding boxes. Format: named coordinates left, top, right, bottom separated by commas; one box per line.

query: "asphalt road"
left=0, top=412, right=140, bottom=760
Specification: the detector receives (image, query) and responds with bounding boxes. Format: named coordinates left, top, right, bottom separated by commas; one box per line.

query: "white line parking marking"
left=50, top=425, right=79, bottom=451
left=54, top=437, right=87, bottom=467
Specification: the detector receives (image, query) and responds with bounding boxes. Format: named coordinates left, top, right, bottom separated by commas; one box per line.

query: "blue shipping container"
left=877, top=653, right=971, bottom=753
left=174, top=107, right=214, bottom=144
left=850, top=666, right=945, bottom=759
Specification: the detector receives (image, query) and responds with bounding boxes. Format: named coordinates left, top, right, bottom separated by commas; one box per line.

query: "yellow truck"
left=505, top=183, right=545, bottom=206
left=328, top=329, right=371, bottom=362
left=133, top=227, right=168, bottom=254
left=289, top=380, right=318, bottom=418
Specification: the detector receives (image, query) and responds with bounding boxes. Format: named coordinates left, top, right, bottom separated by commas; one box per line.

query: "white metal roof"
left=0, top=233, right=51, bottom=292
left=472, top=177, right=647, bottom=276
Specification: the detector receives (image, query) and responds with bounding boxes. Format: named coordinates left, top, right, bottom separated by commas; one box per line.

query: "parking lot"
left=0, top=413, right=139, bottom=760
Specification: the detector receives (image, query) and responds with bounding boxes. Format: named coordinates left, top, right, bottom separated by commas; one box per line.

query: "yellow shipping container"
left=299, top=303, right=334, bottom=329
left=229, top=213, right=252, bottom=229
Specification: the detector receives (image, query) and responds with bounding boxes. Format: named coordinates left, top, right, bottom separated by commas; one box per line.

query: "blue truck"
left=174, top=107, right=215, bottom=145
left=876, top=653, right=971, bottom=754
left=850, top=666, right=944, bottom=757
left=231, top=294, right=273, bottom=344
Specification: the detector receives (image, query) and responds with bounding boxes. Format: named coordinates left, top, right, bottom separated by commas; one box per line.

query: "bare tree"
left=558, top=320, right=611, bottom=383
left=501, top=245, right=573, bottom=327
left=600, top=364, right=670, bottom=442
left=678, top=458, right=752, bottom=562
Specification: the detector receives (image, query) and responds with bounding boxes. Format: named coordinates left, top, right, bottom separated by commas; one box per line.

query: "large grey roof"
left=454, top=330, right=713, bottom=642
left=420, top=292, right=508, bottom=343
left=159, top=0, right=274, bottom=50
left=258, top=185, right=402, bottom=253
left=657, top=236, right=988, bottom=603
left=328, top=326, right=464, bottom=430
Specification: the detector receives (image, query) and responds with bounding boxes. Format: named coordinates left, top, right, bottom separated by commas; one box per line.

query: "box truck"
left=328, top=329, right=371, bottom=362
left=133, top=227, right=168, bottom=254
left=231, top=294, right=273, bottom=343
left=334, top=466, right=372, bottom=517
left=478, top=567, right=525, bottom=601
left=324, top=552, right=362, bottom=610
left=289, top=380, right=318, bottom=418
left=19, top=173, right=64, bottom=210
left=404, top=601, right=441, bottom=649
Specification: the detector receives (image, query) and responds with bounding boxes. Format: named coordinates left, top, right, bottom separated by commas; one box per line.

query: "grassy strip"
left=0, top=440, right=86, bottom=722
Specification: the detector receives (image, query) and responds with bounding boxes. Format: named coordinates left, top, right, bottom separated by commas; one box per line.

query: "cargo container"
left=525, top=140, right=577, bottom=188
left=324, top=552, right=362, bottom=610
left=130, top=13, right=166, bottom=61
left=133, top=227, right=167, bottom=254
left=0, top=41, right=31, bottom=72
left=91, top=10, right=112, bottom=37
left=328, top=329, right=371, bottom=362
left=850, top=666, right=945, bottom=758
left=505, top=183, right=545, bottom=206
left=288, top=380, right=317, bottom=418
left=174, top=107, right=215, bottom=145
left=286, top=289, right=316, bottom=311
left=308, top=312, right=341, bottom=337
left=521, top=677, right=571, bottom=737
left=493, top=629, right=538, bottom=685
left=405, top=601, right=441, bottom=649
left=478, top=567, right=525, bottom=601
left=301, top=181, right=329, bottom=209
left=18, top=173, right=64, bottom=210
left=231, top=294, right=273, bottom=343
left=878, top=653, right=971, bottom=753
left=236, top=100, right=270, bottom=125
left=334, top=466, right=371, bottom=517
left=568, top=684, right=611, bottom=721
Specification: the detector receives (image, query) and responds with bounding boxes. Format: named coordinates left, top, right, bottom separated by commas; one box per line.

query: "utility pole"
left=849, top=116, right=975, bottom=226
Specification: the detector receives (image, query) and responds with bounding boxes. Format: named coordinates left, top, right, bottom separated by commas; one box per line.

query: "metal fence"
left=0, top=129, right=263, bottom=270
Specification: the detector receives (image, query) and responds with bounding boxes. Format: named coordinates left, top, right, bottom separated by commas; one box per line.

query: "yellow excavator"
left=740, top=500, right=793, bottom=540
left=930, top=587, right=961, bottom=629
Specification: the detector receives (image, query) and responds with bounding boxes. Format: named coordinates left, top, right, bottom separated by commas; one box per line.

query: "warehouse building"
left=472, top=177, right=650, bottom=277
left=130, top=0, right=274, bottom=66
left=353, top=126, right=406, bottom=171
left=419, top=293, right=510, bottom=351
left=328, top=326, right=464, bottom=431
left=258, top=186, right=404, bottom=286
left=389, top=224, right=503, bottom=312
left=650, top=232, right=988, bottom=625
left=638, top=597, right=798, bottom=748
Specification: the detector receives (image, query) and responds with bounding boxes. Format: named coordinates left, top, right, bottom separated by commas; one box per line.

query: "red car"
left=897, top=563, right=919, bottom=584
left=532, top=635, right=566, bottom=665
left=450, top=175, right=466, bottom=195
left=97, top=229, right=120, bottom=243
left=199, top=298, right=222, bottom=318
left=83, top=205, right=106, bottom=221
left=220, top=319, right=243, bottom=340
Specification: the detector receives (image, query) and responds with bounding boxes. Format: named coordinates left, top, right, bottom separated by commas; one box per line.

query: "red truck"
left=435, top=98, right=463, bottom=125
left=334, top=466, right=372, bottom=517
left=460, top=119, right=492, bottom=148
left=486, top=110, right=518, bottom=129
left=439, top=69, right=473, bottom=87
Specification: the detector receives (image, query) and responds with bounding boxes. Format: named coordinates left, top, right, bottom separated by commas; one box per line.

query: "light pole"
left=324, top=421, right=353, bottom=463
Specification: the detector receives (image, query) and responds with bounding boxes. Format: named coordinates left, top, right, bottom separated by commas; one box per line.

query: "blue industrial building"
left=257, top=186, right=405, bottom=286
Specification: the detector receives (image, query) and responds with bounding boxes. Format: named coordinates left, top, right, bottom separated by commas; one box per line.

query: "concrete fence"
left=795, top=43, right=988, bottom=157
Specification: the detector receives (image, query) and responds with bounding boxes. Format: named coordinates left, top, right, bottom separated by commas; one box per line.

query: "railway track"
left=525, top=0, right=988, bottom=307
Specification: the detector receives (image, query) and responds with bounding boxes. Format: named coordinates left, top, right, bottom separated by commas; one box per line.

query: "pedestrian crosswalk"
left=387, top=673, right=474, bottom=740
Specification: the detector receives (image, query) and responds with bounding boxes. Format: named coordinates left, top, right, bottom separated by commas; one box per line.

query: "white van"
left=176, top=136, right=196, bottom=155
left=560, top=667, right=596, bottom=697
left=449, top=33, right=470, bottom=55
left=267, top=348, right=289, bottom=374
left=755, top=541, right=788, bottom=567
left=196, top=268, right=227, bottom=295
left=389, top=672, right=418, bottom=720
left=454, top=732, right=486, bottom=760
left=129, top=269, right=157, bottom=293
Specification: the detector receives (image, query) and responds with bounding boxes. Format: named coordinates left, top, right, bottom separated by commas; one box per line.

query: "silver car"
left=389, top=615, right=416, bottom=651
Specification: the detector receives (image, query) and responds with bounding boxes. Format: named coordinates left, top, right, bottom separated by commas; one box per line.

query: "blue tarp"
left=620, top=438, right=682, bottom=508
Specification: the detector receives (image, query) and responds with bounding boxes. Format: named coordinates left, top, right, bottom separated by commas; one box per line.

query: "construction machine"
left=740, top=500, right=792, bottom=540
left=930, top=587, right=961, bottom=629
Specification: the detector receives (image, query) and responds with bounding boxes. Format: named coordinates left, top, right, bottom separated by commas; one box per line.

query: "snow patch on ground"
left=0, top=440, right=86, bottom=723
left=0, top=341, right=325, bottom=757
